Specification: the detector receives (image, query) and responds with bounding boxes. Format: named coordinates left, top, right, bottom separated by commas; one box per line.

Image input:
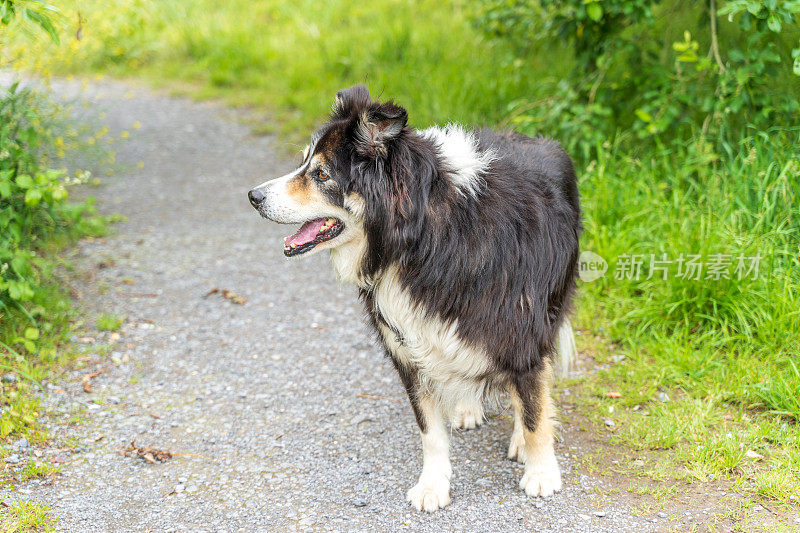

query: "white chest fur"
left=371, top=268, right=490, bottom=401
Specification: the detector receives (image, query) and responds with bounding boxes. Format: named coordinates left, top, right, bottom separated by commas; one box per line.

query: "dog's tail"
left=555, top=318, right=577, bottom=378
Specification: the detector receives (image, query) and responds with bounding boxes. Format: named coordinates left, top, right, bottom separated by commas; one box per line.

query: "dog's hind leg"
left=451, top=399, right=484, bottom=430
left=393, top=363, right=451, bottom=512
left=507, top=397, right=527, bottom=463
left=510, top=362, right=562, bottom=498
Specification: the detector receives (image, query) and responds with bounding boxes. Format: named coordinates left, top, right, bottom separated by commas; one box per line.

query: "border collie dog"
left=248, top=86, right=581, bottom=512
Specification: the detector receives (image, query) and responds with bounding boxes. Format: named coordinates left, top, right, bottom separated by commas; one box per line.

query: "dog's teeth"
left=326, top=218, right=335, bottom=225
left=290, top=243, right=297, bottom=249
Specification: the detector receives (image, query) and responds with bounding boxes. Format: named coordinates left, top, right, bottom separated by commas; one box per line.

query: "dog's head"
left=249, top=86, right=435, bottom=275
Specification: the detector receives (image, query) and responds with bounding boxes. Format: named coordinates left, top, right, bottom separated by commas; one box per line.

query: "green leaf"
left=51, top=186, right=67, bottom=202
left=767, top=14, right=781, bottom=32
left=24, top=188, right=42, bottom=206
left=794, top=57, right=800, bottom=76
left=10, top=255, right=30, bottom=276
left=15, top=174, right=33, bottom=189
left=746, top=2, right=763, bottom=16
left=8, top=222, right=22, bottom=243
left=762, top=48, right=781, bottom=63
left=24, top=327, right=39, bottom=340
left=7, top=280, right=34, bottom=301
left=729, top=49, right=746, bottom=62
left=22, top=7, right=60, bottom=44
left=0, top=181, right=10, bottom=198
left=635, top=109, right=652, bottom=123
left=587, top=3, right=603, bottom=22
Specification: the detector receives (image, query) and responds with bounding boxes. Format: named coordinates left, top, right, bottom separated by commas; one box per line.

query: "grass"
left=5, top=0, right=800, bottom=517
left=0, top=213, right=107, bottom=443
left=0, top=499, right=54, bottom=533
left=0, top=242, right=102, bottom=532
left=569, top=129, right=800, bottom=505
left=4, top=0, right=571, bottom=143
left=1, top=281, right=77, bottom=442
left=16, top=462, right=59, bottom=483
left=95, top=313, right=123, bottom=332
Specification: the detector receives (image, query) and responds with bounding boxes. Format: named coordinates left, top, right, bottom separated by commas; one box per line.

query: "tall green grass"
left=578, top=130, right=800, bottom=415
left=6, top=0, right=570, bottom=137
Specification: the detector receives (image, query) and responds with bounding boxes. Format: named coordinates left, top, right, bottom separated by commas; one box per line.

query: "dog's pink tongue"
left=287, top=218, right=325, bottom=246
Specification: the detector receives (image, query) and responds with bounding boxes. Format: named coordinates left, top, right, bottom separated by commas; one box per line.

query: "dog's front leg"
left=393, top=362, right=451, bottom=512
left=407, top=393, right=451, bottom=512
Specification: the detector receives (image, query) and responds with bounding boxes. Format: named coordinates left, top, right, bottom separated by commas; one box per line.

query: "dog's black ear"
left=332, top=85, right=371, bottom=118
left=358, top=119, right=433, bottom=273
left=354, top=102, right=408, bottom=159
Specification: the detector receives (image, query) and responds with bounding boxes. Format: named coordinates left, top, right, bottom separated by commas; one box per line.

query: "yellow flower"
left=132, top=121, right=141, bottom=130
left=121, top=131, right=130, bottom=139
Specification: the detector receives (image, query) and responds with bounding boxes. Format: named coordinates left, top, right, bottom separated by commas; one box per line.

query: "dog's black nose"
left=248, top=188, right=265, bottom=207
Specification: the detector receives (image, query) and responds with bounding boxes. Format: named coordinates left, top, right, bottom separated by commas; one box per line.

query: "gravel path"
left=9, top=79, right=668, bottom=532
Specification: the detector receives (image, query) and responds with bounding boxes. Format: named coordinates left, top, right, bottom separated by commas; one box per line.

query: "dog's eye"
left=318, top=170, right=329, bottom=181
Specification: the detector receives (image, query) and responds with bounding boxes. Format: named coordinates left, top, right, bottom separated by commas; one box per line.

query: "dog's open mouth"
left=283, top=217, right=345, bottom=257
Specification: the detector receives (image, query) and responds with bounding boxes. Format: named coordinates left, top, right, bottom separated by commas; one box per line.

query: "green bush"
left=1, top=2, right=103, bottom=432
left=476, top=0, right=800, bottom=156
left=0, top=83, right=99, bottom=313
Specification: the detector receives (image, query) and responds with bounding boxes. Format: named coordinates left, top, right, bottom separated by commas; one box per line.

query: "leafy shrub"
left=1, top=3, right=103, bottom=380
left=476, top=0, right=800, bottom=156
left=0, top=83, right=99, bottom=313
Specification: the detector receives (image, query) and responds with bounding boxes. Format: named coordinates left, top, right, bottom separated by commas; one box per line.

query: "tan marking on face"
left=287, top=154, right=328, bottom=205
left=311, top=152, right=328, bottom=166
left=286, top=173, right=313, bottom=202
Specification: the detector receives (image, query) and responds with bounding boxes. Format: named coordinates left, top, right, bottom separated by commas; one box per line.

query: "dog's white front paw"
left=507, top=429, right=527, bottom=463
left=452, top=401, right=483, bottom=430
left=519, top=455, right=562, bottom=497
left=407, top=475, right=451, bottom=512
